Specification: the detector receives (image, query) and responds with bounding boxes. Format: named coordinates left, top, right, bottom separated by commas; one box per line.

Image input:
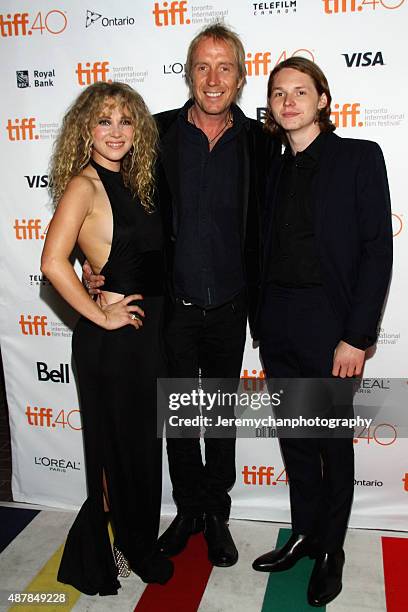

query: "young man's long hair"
left=49, top=81, right=158, bottom=211
left=264, top=57, right=336, bottom=143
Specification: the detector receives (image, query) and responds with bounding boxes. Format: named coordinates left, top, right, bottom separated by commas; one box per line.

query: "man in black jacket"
left=154, top=23, right=276, bottom=567
left=252, top=57, right=392, bottom=606
left=86, top=23, right=276, bottom=566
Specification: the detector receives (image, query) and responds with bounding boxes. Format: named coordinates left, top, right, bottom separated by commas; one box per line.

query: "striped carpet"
left=0, top=505, right=406, bottom=611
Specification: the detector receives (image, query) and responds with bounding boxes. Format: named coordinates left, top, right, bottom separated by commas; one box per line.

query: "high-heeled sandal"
left=113, top=544, right=131, bottom=578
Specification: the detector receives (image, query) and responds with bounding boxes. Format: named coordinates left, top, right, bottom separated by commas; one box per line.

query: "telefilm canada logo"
left=85, top=9, right=135, bottom=28
left=252, top=1, right=297, bottom=16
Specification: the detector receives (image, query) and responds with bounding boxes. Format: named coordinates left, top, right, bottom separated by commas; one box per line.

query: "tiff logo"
left=76, top=61, right=110, bottom=86
left=0, top=12, right=29, bottom=37
left=19, top=315, right=50, bottom=336
left=323, top=0, right=359, bottom=12
left=26, top=406, right=53, bottom=427
left=403, top=473, right=408, bottom=492
left=243, top=465, right=276, bottom=485
left=153, top=1, right=190, bottom=26
left=14, top=219, right=47, bottom=240
left=6, top=118, right=38, bottom=141
left=331, top=103, right=363, bottom=128
left=245, top=52, right=272, bottom=77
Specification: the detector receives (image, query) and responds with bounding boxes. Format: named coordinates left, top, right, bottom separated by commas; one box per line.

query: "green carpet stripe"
left=261, top=528, right=325, bottom=612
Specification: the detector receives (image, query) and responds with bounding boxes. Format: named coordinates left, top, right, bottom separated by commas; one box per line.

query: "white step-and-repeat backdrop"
left=1, top=0, right=407, bottom=530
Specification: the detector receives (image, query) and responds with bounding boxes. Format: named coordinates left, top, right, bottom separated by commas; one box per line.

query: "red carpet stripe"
left=134, top=533, right=212, bottom=612
left=382, top=536, right=408, bottom=612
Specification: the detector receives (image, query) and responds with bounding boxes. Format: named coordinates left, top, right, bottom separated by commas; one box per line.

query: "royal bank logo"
left=85, top=9, right=135, bottom=28
left=16, top=70, right=29, bottom=88
left=16, top=69, right=55, bottom=88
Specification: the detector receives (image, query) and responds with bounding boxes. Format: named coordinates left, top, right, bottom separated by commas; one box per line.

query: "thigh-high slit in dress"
left=57, top=159, right=166, bottom=595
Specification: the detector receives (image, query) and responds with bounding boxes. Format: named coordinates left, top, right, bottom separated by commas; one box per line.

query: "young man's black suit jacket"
left=154, top=103, right=278, bottom=334
left=259, top=131, right=393, bottom=346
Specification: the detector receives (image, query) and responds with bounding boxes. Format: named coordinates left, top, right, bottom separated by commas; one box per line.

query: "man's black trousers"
left=259, top=284, right=354, bottom=553
left=165, top=292, right=247, bottom=519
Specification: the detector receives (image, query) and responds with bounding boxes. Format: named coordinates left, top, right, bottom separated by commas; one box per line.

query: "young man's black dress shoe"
left=252, top=533, right=317, bottom=572
left=157, top=514, right=204, bottom=557
left=307, top=550, right=345, bottom=607
left=204, top=514, right=238, bottom=567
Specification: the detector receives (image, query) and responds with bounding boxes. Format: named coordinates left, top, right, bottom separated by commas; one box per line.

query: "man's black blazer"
left=259, top=131, right=393, bottom=346
left=154, top=104, right=278, bottom=334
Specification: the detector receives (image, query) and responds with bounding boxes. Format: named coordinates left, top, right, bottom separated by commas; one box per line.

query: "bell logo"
left=14, top=219, right=48, bottom=240
left=6, top=118, right=38, bottom=141
left=19, top=315, right=50, bottom=336
left=76, top=61, right=111, bottom=86
left=153, top=1, right=190, bottom=26
left=331, top=103, right=363, bottom=128
left=403, top=473, right=408, bottom=492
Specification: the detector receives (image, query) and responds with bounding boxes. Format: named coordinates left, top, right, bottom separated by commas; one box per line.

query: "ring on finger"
left=130, top=314, right=137, bottom=320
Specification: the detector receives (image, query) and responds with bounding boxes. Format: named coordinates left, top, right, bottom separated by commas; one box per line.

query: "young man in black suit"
left=252, top=58, right=392, bottom=607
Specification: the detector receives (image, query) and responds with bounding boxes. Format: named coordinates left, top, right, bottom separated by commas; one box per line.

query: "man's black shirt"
left=268, top=131, right=325, bottom=287
left=173, top=101, right=246, bottom=308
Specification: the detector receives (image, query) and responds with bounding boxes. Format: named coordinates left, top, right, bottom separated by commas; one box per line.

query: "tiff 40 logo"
left=323, top=0, right=405, bottom=13
left=0, top=10, right=67, bottom=37
left=242, top=465, right=288, bottom=486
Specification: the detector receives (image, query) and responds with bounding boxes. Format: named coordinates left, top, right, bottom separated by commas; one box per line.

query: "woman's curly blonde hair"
left=49, top=81, right=158, bottom=211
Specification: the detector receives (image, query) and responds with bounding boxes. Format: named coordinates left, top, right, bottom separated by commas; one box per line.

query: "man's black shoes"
left=204, top=514, right=238, bottom=567
left=157, top=514, right=204, bottom=557
left=252, top=533, right=317, bottom=572
left=307, top=550, right=345, bottom=607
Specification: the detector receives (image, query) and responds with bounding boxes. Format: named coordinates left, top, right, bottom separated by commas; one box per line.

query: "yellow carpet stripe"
left=9, top=543, right=80, bottom=611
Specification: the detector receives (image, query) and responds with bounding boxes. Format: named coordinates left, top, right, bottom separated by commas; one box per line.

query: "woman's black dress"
left=58, top=160, right=166, bottom=595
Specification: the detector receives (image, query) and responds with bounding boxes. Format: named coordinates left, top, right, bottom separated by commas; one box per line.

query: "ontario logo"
left=85, top=9, right=135, bottom=28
